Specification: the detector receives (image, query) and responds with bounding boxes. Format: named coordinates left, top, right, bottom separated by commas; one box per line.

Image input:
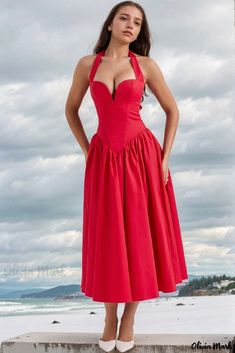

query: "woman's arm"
left=145, top=57, right=180, bottom=162
left=65, top=55, right=93, bottom=161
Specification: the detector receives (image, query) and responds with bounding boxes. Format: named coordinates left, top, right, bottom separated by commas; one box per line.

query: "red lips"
left=123, top=31, right=132, bottom=36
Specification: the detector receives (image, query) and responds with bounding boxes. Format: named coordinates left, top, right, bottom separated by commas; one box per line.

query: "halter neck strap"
left=89, top=49, right=144, bottom=83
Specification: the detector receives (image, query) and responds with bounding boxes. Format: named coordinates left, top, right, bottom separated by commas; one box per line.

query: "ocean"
left=0, top=293, right=177, bottom=317
left=0, top=297, right=104, bottom=317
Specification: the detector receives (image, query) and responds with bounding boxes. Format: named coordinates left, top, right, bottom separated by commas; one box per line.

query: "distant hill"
left=21, top=284, right=83, bottom=299
left=0, top=288, right=46, bottom=299
left=178, top=274, right=235, bottom=296
left=187, top=274, right=205, bottom=280
left=0, top=274, right=233, bottom=300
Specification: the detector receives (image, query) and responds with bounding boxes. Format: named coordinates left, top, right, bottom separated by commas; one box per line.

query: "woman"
left=65, top=1, right=188, bottom=352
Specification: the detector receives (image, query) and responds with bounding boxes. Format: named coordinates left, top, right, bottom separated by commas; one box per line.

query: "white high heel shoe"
left=98, top=338, right=116, bottom=352
left=116, top=339, right=135, bottom=352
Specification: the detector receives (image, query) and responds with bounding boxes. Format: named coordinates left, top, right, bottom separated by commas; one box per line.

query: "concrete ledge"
left=1, top=332, right=234, bottom=353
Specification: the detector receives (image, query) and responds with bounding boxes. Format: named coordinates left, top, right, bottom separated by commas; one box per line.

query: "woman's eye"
left=120, top=16, right=141, bottom=26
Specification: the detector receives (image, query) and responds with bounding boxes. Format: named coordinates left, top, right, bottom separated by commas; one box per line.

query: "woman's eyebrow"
left=119, top=12, right=142, bottom=21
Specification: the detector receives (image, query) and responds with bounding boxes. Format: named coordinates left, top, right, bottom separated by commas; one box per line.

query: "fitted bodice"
left=89, top=50, right=147, bottom=152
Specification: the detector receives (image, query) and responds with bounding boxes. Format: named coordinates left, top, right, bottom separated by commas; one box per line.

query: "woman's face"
left=110, top=6, right=143, bottom=43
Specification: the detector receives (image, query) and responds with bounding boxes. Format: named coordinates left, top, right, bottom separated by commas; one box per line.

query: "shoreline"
left=0, top=295, right=234, bottom=344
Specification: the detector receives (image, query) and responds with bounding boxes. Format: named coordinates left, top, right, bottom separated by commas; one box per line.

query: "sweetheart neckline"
left=91, top=50, right=139, bottom=102
left=92, top=79, right=137, bottom=102
left=90, top=50, right=145, bottom=103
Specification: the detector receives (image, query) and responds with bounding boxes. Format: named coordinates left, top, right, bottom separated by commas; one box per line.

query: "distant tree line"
left=178, top=274, right=235, bottom=296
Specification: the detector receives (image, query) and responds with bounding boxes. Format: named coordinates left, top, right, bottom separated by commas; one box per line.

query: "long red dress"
left=81, top=49, right=188, bottom=303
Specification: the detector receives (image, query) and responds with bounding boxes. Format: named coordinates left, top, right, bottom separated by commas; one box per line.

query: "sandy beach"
left=0, top=295, right=234, bottom=344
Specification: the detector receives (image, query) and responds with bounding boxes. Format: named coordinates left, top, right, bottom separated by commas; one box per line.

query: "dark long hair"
left=92, top=1, right=152, bottom=102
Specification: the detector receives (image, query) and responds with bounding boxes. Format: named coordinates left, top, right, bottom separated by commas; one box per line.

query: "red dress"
left=81, top=49, right=188, bottom=303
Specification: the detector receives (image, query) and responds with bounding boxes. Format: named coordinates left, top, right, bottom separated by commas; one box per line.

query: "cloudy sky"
left=0, top=0, right=234, bottom=291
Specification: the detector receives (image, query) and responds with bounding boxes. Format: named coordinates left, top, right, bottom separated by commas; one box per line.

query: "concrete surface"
left=0, top=332, right=234, bottom=353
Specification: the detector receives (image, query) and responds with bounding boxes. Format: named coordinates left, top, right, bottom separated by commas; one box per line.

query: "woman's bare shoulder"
left=74, top=54, right=97, bottom=80
left=134, top=53, right=153, bottom=83
left=134, top=53, right=154, bottom=65
left=135, top=53, right=163, bottom=81
left=77, top=54, right=97, bottom=67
